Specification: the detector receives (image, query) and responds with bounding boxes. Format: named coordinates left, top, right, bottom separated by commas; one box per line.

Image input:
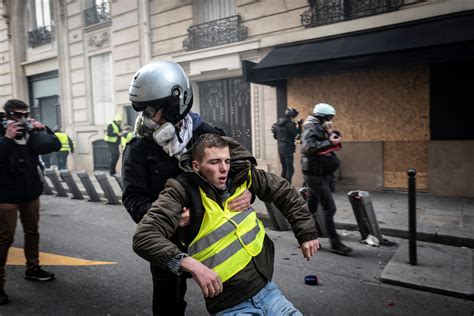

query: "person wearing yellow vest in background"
left=133, top=133, right=319, bottom=315
left=121, top=125, right=133, bottom=149
left=54, top=126, right=74, bottom=170
left=104, top=114, right=123, bottom=176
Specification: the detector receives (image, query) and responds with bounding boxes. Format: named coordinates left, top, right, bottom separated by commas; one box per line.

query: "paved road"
left=1, top=196, right=472, bottom=315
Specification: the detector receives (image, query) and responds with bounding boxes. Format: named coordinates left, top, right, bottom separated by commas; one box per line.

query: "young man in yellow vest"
left=54, top=126, right=74, bottom=170
left=133, top=133, right=319, bottom=315
left=104, top=114, right=123, bottom=176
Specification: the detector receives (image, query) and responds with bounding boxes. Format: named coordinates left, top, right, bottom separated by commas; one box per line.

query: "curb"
left=257, top=213, right=474, bottom=249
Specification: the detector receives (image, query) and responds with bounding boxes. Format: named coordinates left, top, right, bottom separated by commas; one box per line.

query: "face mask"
left=152, top=122, right=176, bottom=146
left=322, top=120, right=333, bottom=130
left=143, top=116, right=159, bottom=130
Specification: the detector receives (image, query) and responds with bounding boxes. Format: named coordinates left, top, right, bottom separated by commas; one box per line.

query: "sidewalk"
left=254, top=189, right=474, bottom=248
left=253, top=189, right=474, bottom=300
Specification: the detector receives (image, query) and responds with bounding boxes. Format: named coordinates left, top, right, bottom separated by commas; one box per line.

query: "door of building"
left=198, top=77, right=252, bottom=151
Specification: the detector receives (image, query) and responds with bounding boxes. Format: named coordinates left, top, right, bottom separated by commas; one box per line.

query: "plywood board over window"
left=287, top=65, right=430, bottom=190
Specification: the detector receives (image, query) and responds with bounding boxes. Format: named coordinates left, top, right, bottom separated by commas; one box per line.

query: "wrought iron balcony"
left=83, top=2, right=111, bottom=27
left=183, top=15, right=248, bottom=51
left=301, top=0, right=421, bottom=28
left=28, top=26, right=54, bottom=48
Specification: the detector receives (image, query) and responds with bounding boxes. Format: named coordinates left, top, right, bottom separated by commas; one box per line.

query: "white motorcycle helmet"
left=313, top=103, right=336, bottom=117
left=129, top=61, right=193, bottom=124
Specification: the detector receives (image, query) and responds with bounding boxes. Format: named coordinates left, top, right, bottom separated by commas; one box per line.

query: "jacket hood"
left=277, top=117, right=290, bottom=126
left=179, top=136, right=256, bottom=173
left=303, top=115, right=320, bottom=127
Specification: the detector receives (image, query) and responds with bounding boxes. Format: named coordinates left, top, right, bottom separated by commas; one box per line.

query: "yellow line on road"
left=6, top=247, right=116, bottom=266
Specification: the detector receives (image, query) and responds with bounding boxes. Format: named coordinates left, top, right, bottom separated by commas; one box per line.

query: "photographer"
left=301, top=103, right=352, bottom=256
left=0, top=99, right=60, bottom=305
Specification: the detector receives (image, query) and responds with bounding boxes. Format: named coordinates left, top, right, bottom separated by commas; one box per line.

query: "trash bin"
left=347, top=190, right=383, bottom=243
left=265, top=202, right=291, bottom=231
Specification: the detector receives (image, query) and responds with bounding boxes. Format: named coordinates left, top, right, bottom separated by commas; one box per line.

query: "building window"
left=27, top=0, right=54, bottom=47
left=90, top=53, right=113, bottom=125
left=83, top=0, right=111, bottom=27
left=28, top=71, right=60, bottom=129
left=184, top=0, right=247, bottom=51
left=196, top=0, right=235, bottom=23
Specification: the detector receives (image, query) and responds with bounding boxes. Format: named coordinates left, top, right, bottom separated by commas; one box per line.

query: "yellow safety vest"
left=104, top=122, right=120, bottom=143
left=188, top=172, right=265, bottom=283
left=121, top=132, right=133, bottom=148
left=55, top=132, right=70, bottom=152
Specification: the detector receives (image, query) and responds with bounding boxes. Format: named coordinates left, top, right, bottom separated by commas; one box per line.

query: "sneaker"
left=0, top=289, right=9, bottom=305
left=330, top=239, right=353, bottom=256
left=25, top=266, right=55, bottom=281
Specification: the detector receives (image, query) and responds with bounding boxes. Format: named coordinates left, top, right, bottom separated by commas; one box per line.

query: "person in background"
left=133, top=133, right=319, bottom=315
left=54, top=126, right=74, bottom=170
left=0, top=99, right=58, bottom=305
left=272, top=107, right=300, bottom=183
left=301, top=102, right=352, bottom=256
left=104, top=114, right=123, bottom=176
left=121, top=125, right=134, bottom=149
left=122, top=61, right=253, bottom=315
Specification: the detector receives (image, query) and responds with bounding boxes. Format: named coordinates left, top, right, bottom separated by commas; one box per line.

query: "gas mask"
left=134, top=112, right=178, bottom=145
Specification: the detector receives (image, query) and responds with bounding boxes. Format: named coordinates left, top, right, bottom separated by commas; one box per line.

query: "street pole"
left=407, top=168, right=417, bottom=265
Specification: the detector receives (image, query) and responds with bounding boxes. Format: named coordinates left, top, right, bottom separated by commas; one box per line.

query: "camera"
left=15, top=119, right=36, bottom=139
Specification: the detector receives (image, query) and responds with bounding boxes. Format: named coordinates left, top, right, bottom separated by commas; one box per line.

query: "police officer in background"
left=301, top=103, right=353, bottom=256
left=0, top=99, right=60, bottom=305
left=54, top=126, right=74, bottom=170
left=272, top=107, right=300, bottom=183
left=122, top=61, right=252, bottom=315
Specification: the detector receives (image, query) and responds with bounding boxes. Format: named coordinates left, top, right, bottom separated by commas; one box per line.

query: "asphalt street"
left=1, top=195, right=472, bottom=315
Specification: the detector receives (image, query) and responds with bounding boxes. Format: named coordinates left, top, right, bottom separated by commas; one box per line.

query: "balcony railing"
left=183, top=15, right=248, bottom=51
left=83, top=2, right=111, bottom=27
left=28, top=25, right=54, bottom=48
left=301, top=0, right=422, bottom=28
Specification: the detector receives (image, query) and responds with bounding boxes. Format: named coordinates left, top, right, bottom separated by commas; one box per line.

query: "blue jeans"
left=213, top=282, right=302, bottom=316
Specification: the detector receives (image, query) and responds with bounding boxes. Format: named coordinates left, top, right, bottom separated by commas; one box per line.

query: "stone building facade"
left=0, top=0, right=473, bottom=197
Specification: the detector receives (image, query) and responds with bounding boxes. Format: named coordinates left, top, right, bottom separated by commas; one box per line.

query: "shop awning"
left=243, top=11, right=474, bottom=85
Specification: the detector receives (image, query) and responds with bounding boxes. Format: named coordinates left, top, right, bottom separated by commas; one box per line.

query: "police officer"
left=301, top=103, right=352, bottom=255
left=272, top=108, right=300, bottom=183
left=122, top=61, right=252, bottom=315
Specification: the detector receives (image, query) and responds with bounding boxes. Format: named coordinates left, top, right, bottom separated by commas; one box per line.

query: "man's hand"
left=300, top=239, right=320, bottom=261
left=227, top=189, right=252, bottom=212
left=178, top=207, right=190, bottom=227
left=30, top=119, right=44, bottom=130
left=180, top=256, right=223, bottom=298
left=5, top=121, right=21, bottom=139
left=329, top=133, right=341, bottom=145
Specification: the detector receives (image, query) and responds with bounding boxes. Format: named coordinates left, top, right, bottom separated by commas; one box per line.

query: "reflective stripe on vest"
left=104, top=122, right=120, bottom=143
left=188, top=171, right=265, bottom=283
left=55, top=132, right=70, bottom=152
left=121, top=132, right=133, bottom=147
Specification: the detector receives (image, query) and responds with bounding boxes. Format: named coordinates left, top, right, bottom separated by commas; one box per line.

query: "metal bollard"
left=38, top=167, right=53, bottom=195
left=60, top=170, right=84, bottom=200
left=408, top=169, right=417, bottom=265
left=77, top=171, right=101, bottom=202
left=348, top=190, right=383, bottom=244
left=264, top=165, right=291, bottom=231
left=95, top=173, right=120, bottom=205
left=45, top=169, right=68, bottom=197
left=114, top=174, right=124, bottom=192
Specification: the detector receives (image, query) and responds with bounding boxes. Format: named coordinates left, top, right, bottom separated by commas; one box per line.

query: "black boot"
left=330, top=239, right=353, bottom=256
left=0, top=289, right=9, bottom=305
